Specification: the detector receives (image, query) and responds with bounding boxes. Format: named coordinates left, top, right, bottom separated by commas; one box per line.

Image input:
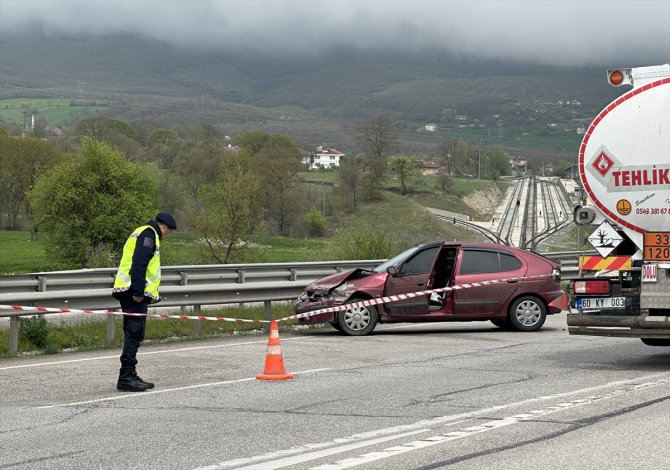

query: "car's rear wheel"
left=337, top=298, right=378, bottom=336
left=641, top=338, right=670, bottom=346
left=508, top=296, right=546, bottom=332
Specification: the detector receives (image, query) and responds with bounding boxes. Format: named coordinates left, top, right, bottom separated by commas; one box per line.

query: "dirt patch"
left=462, top=184, right=506, bottom=219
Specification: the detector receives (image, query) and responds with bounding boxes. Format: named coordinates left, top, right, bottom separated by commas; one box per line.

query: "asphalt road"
left=2, top=313, right=670, bottom=469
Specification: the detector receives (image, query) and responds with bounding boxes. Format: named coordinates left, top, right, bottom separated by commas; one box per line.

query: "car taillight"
left=573, top=280, right=610, bottom=294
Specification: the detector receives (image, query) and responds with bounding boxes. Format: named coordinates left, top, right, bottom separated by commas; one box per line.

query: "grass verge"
left=0, top=303, right=303, bottom=358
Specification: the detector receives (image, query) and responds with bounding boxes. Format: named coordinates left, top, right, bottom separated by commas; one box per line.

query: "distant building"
left=302, top=145, right=346, bottom=170
left=509, top=157, right=527, bottom=175
left=419, top=160, right=442, bottom=176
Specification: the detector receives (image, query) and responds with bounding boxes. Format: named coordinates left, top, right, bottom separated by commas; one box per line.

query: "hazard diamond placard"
left=587, top=221, right=623, bottom=257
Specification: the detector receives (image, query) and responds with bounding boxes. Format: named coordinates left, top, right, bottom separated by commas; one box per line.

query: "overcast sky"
left=1, top=0, right=669, bottom=66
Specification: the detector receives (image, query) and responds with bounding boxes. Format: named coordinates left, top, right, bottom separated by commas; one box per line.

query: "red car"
left=294, top=242, right=568, bottom=335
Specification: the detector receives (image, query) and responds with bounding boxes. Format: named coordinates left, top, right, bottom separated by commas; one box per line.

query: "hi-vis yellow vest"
left=113, top=225, right=161, bottom=302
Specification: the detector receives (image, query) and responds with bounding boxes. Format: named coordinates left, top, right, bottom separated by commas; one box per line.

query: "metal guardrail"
left=0, top=253, right=586, bottom=354
left=0, top=260, right=384, bottom=355
left=424, top=207, right=470, bottom=222
left=0, top=261, right=386, bottom=295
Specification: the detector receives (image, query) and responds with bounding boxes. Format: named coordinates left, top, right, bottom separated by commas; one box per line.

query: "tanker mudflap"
left=567, top=314, right=670, bottom=329
left=567, top=313, right=635, bottom=328
left=549, top=293, right=569, bottom=312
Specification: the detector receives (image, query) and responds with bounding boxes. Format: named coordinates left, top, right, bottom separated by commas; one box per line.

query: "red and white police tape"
left=0, top=273, right=554, bottom=323
left=0, top=305, right=266, bottom=323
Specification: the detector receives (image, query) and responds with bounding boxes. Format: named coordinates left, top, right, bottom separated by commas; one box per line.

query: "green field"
left=0, top=231, right=48, bottom=274
left=0, top=231, right=334, bottom=274
left=0, top=98, right=108, bottom=127
left=443, top=126, right=582, bottom=154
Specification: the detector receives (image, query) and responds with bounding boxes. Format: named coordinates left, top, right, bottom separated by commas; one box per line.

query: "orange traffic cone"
left=256, top=321, right=294, bottom=380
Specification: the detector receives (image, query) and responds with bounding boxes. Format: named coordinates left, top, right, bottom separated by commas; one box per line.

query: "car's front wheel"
left=508, top=296, right=546, bottom=332
left=337, top=298, right=378, bottom=336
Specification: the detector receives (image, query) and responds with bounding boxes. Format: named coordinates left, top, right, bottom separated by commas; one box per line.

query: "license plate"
left=577, top=297, right=626, bottom=310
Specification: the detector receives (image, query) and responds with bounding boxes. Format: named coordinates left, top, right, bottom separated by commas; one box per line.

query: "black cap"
left=156, top=212, right=177, bottom=230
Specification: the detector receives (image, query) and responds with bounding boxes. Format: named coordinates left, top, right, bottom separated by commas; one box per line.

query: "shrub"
left=305, top=207, right=327, bottom=237
left=19, top=315, right=49, bottom=348
left=29, top=138, right=157, bottom=268
left=333, top=232, right=394, bottom=260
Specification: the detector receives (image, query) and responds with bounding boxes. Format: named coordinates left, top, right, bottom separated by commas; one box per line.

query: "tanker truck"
left=567, top=63, right=670, bottom=345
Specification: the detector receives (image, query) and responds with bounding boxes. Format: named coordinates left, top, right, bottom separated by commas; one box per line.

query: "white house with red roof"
left=303, top=145, right=346, bottom=170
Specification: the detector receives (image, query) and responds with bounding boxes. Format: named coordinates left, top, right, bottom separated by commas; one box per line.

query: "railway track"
left=432, top=176, right=576, bottom=250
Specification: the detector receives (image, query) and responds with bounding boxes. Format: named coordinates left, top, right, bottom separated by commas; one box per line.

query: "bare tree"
left=437, top=139, right=456, bottom=175
left=0, top=133, right=64, bottom=236
left=245, top=132, right=303, bottom=236
left=196, top=153, right=261, bottom=263
left=337, top=153, right=362, bottom=211
left=357, top=114, right=397, bottom=199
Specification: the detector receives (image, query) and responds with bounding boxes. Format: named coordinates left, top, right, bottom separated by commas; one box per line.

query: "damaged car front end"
left=293, top=268, right=386, bottom=325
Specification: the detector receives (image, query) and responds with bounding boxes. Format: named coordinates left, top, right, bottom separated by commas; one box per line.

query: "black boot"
left=117, top=366, right=149, bottom=392
left=132, top=368, right=154, bottom=389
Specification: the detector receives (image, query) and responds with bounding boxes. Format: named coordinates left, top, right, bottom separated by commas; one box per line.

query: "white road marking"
left=195, top=429, right=434, bottom=470
left=196, top=372, right=670, bottom=470
left=36, top=368, right=329, bottom=409
left=0, top=336, right=311, bottom=370
left=309, top=402, right=594, bottom=468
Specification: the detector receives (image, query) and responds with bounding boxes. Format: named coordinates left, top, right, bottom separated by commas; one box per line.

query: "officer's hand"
left=132, top=295, right=143, bottom=302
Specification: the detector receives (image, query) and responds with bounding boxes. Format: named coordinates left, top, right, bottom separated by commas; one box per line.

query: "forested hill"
left=0, top=31, right=622, bottom=158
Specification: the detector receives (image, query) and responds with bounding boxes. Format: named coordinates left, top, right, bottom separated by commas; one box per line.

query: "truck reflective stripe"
left=579, top=256, right=632, bottom=271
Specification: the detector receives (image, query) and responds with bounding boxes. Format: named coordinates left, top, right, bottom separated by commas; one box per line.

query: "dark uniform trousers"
left=119, top=297, right=151, bottom=367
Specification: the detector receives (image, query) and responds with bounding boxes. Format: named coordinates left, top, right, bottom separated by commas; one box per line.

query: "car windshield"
left=373, top=246, right=421, bottom=273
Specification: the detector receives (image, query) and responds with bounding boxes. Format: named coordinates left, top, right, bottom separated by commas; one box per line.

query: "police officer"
left=113, top=212, right=176, bottom=392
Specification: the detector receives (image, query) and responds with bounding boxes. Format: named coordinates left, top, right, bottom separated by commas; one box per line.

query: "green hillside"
left=0, top=32, right=621, bottom=159
left=0, top=98, right=109, bottom=127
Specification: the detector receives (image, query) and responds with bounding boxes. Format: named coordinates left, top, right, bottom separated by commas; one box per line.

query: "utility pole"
left=477, top=140, right=481, bottom=179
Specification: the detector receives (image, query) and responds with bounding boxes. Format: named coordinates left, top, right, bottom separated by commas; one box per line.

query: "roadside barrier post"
left=9, top=315, right=19, bottom=355
left=179, top=272, right=188, bottom=313
left=106, top=314, right=115, bottom=344
left=193, top=305, right=202, bottom=337
left=37, top=276, right=47, bottom=292
left=263, top=300, right=272, bottom=333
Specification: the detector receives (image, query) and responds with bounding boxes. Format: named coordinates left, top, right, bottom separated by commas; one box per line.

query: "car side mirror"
left=386, top=265, right=398, bottom=277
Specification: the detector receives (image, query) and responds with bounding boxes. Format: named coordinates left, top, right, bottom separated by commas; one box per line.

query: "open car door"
left=383, top=244, right=441, bottom=316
